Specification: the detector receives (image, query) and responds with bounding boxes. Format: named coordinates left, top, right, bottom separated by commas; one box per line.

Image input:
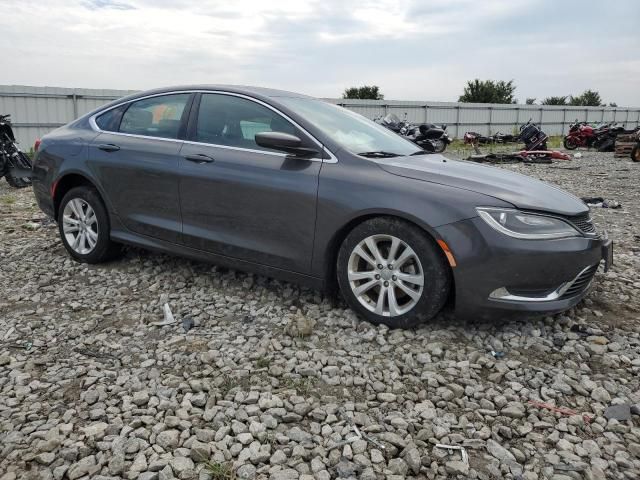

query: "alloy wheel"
left=62, top=198, right=99, bottom=255
left=347, top=234, right=424, bottom=317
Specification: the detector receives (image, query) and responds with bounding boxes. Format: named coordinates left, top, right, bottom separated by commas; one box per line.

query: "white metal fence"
left=327, top=99, right=640, bottom=140
left=2, top=85, right=639, bottom=148
left=0, top=85, right=137, bottom=149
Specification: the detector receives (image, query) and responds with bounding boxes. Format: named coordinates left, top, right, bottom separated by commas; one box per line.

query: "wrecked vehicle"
left=32, top=86, right=612, bottom=327
left=0, top=114, right=32, bottom=188
left=375, top=113, right=452, bottom=153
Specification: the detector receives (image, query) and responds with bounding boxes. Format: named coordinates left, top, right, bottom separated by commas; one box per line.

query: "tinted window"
left=196, top=94, right=296, bottom=151
left=95, top=104, right=126, bottom=132
left=119, top=94, right=190, bottom=139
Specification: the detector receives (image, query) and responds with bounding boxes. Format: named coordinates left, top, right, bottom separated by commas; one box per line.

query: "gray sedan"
left=32, top=86, right=612, bottom=327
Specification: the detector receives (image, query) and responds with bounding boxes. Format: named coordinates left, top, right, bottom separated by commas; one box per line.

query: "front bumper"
left=436, top=217, right=609, bottom=320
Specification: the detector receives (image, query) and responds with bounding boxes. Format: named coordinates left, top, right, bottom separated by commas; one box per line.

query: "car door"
left=88, top=93, right=193, bottom=244
left=178, top=92, right=322, bottom=274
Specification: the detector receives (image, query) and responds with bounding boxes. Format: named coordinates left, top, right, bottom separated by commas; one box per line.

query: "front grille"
left=561, top=264, right=598, bottom=299
left=567, top=212, right=597, bottom=235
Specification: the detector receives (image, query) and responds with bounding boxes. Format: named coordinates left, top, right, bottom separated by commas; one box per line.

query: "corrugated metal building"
left=2, top=85, right=639, bottom=148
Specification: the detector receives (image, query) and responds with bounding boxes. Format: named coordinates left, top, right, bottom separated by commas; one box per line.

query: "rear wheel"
left=4, top=151, right=33, bottom=188
left=5, top=175, right=31, bottom=188
left=597, top=137, right=615, bottom=152
left=336, top=217, right=450, bottom=328
left=563, top=137, right=578, bottom=150
left=432, top=139, right=446, bottom=153
left=58, top=186, right=121, bottom=263
left=632, top=143, right=640, bottom=162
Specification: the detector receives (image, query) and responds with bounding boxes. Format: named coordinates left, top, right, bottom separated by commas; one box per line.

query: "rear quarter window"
left=95, top=105, right=127, bottom=132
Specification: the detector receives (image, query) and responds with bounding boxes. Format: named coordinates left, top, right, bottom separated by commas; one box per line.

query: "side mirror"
left=255, top=131, right=319, bottom=157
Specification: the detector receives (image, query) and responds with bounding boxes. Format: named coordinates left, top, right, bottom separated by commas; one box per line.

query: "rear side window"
left=95, top=104, right=126, bottom=132
left=119, top=94, right=190, bottom=139
left=195, top=93, right=297, bottom=151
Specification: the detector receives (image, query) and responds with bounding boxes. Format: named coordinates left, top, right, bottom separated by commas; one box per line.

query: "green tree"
left=569, top=90, right=602, bottom=106
left=458, top=79, right=516, bottom=104
left=541, top=96, right=568, bottom=105
left=525, top=98, right=536, bottom=105
left=342, top=85, right=384, bottom=100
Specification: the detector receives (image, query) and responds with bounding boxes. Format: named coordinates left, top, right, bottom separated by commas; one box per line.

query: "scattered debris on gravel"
left=1, top=151, right=639, bottom=480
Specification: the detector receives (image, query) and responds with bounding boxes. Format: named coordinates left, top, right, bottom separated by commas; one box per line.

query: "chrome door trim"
left=88, top=90, right=338, bottom=163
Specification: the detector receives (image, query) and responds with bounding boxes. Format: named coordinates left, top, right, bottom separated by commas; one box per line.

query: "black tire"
left=563, top=137, right=578, bottom=150
left=632, top=143, right=640, bottom=162
left=5, top=175, right=31, bottom=188
left=336, top=217, right=451, bottom=328
left=597, top=137, right=615, bottom=152
left=58, top=186, right=121, bottom=263
left=432, top=139, right=447, bottom=153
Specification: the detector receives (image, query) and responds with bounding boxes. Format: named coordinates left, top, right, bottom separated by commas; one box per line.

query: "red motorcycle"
left=563, top=121, right=599, bottom=150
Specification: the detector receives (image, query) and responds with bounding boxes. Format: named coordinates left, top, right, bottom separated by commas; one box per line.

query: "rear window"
left=119, top=94, right=190, bottom=139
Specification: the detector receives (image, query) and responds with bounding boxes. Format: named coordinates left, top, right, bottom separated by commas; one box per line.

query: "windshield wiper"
left=410, top=150, right=429, bottom=156
left=357, top=151, right=401, bottom=158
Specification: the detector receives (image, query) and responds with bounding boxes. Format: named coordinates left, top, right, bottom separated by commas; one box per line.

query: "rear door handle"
left=184, top=154, right=215, bottom=164
left=97, top=143, right=120, bottom=152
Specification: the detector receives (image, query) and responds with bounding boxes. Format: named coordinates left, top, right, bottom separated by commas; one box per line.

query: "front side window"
left=195, top=94, right=297, bottom=151
left=119, top=94, right=190, bottom=139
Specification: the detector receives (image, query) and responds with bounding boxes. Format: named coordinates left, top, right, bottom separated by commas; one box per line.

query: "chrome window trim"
left=88, top=90, right=338, bottom=163
left=182, top=139, right=320, bottom=162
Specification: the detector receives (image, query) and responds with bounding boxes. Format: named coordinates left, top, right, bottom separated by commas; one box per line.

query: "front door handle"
left=184, top=154, right=215, bottom=164
left=97, top=143, right=120, bottom=152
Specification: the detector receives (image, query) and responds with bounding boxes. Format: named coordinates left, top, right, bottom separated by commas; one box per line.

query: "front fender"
left=311, top=157, right=512, bottom=279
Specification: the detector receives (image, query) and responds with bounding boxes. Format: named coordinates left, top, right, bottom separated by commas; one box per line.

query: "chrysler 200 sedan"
left=32, top=86, right=613, bottom=328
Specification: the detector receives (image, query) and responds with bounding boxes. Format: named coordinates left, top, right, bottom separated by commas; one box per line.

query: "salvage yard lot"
left=1, top=151, right=639, bottom=479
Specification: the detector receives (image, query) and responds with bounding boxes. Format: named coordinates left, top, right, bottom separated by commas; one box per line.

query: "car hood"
left=378, top=155, right=588, bottom=216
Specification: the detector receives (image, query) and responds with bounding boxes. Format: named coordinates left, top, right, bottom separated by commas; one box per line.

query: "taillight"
left=34, top=138, right=41, bottom=152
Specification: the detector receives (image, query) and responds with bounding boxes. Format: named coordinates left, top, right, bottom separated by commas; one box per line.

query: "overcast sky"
left=1, top=0, right=638, bottom=105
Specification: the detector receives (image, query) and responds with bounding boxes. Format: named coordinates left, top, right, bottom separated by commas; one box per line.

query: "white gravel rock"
left=1, top=152, right=640, bottom=479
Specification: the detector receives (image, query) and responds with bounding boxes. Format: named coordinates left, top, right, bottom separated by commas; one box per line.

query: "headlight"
left=476, top=207, right=581, bottom=240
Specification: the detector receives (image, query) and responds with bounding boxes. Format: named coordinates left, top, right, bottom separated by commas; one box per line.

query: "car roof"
left=75, top=85, right=317, bottom=131
left=123, top=85, right=312, bottom=102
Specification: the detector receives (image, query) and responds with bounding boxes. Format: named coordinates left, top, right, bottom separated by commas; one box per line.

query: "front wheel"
left=58, top=186, right=121, bottom=263
left=336, top=217, right=451, bottom=328
left=563, top=137, right=578, bottom=150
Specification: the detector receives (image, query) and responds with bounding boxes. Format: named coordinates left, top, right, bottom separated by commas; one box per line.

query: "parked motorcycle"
left=518, top=119, right=548, bottom=151
left=466, top=121, right=547, bottom=151
left=375, top=113, right=452, bottom=153
left=563, top=121, right=637, bottom=152
left=563, top=121, right=604, bottom=150
left=0, top=114, right=33, bottom=188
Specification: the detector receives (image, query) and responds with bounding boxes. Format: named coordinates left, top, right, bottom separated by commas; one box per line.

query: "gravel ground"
left=0, top=150, right=639, bottom=480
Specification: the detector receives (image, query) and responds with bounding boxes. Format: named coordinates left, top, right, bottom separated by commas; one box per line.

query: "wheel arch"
left=52, top=172, right=108, bottom=220
left=322, top=210, right=454, bottom=291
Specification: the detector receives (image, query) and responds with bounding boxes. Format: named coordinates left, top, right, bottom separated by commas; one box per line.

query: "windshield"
left=383, top=113, right=401, bottom=126
left=277, top=97, right=419, bottom=157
